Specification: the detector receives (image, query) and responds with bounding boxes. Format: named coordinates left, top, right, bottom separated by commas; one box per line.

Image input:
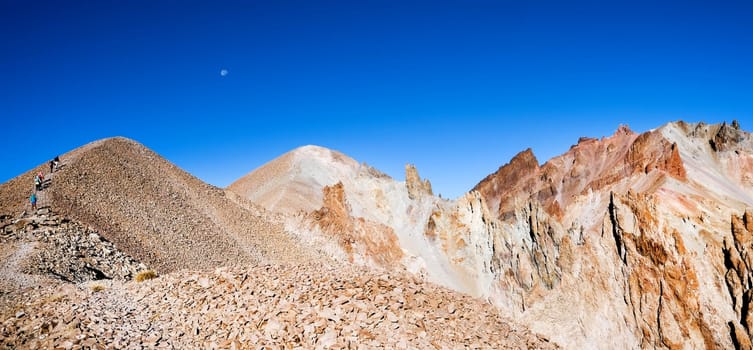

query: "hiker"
left=49, top=160, right=55, bottom=173
left=34, top=174, right=42, bottom=191
left=30, top=192, right=37, bottom=210
left=53, top=156, right=60, bottom=171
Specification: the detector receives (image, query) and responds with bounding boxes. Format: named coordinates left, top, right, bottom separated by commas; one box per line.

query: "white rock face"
left=230, top=145, right=494, bottom=295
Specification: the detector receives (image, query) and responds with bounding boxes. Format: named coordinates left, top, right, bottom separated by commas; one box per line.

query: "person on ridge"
left=53, top=156, right=60, bottom=171
left=30, top=191, right=37, bottom=211
left=34, top=174, right=42, bottom=191
left=49, top=159, right=55, bottom=173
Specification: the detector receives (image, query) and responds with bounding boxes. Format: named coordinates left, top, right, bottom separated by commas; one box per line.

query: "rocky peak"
left=616, top=124, right=636, bottom=136
left=472, top=148, right=540, bottom=216
left=626, top=130, right=687, bottom=181
left=482, top=148, right=540, bottom=186
left=710, top=121, right=744, bottom=152
left=510, top=148, right=539, bottom=171
left=405, top=164, right=433, bottom=200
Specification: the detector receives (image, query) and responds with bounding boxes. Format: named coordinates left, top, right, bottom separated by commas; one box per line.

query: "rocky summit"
left=0, top=137, right=555, bottom=349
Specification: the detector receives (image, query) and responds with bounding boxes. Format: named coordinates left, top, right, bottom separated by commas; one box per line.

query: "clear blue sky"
left=2, top=1, right=752, bottom=198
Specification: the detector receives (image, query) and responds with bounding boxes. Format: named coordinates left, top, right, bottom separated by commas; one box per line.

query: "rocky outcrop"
left=724, top=210, right=753, bottom=349
left=516, top=202, right=564, bottom=291
left=405, top=164, right=433, bottom=200
left=626, top=131, right=687, bottom=181
left=469, top=121, right=748, bottom=348
left=711, top=121, right=743, bottom=152
left=423, top=191, right=500, bottom=296
left=473, top=148, right=540, bottom=220
left=0, top=208, right=147, bottom=293
left=475, top=125, right=692, bottom=223
left=309, top=182, right=404, bottom=266
left=605, top=192, right=715, bottom=349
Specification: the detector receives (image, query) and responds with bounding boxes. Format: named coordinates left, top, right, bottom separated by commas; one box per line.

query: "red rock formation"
left=474, top=125, right=689, bottom=223
left=626, top=131, right=686, bottom=181
left=474, top=127, right=641, bottom=221
left=473, top=148, right=540, bottom=220
left=310, top=182, right=404, bottom=266
left=471, top=122, right=744, bottom=348
left=665, top=143, right=687, bottom=180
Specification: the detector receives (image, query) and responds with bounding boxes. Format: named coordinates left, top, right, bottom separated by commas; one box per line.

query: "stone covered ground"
left=0, top=203, right=555, bottom=349
left=1, top=263, right=555, bottom=349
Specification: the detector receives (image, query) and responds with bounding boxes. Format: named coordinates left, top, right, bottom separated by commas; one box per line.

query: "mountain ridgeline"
left=0, top=137, right=553, bottom=348
left=2, top=120, right=752, bottom=349
left=231, top=120, right=753, bottom=349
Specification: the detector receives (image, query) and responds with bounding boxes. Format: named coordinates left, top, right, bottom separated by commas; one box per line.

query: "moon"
left=220, top=69, right=228, bottom=77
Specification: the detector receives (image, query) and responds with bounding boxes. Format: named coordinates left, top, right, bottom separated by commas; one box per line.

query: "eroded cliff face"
left=470, top=121, right=752, bottom=348
left=233, top=120, right=753, bottom=349
left=724, top=210, right=753, bottom=349
left=605, top=192, right=716, bottom=348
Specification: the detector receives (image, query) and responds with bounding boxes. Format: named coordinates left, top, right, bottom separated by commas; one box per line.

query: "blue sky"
left=2, top=1, right=752, bottom=198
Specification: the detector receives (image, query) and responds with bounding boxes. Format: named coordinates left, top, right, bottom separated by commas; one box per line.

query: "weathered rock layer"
left=233, top=120, right=753, bottom=349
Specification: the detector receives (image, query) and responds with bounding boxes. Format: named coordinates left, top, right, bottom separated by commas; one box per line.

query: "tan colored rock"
left=405, top=164, right=433, bottom=200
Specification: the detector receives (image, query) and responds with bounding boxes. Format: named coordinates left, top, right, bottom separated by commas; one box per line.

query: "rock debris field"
left=1, top=264, right=554, bottom=349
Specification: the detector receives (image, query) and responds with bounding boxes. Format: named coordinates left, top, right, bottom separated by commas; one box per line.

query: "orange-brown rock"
left=224, top=120, right=753, bottom=349
left=606, top=193, right=712, bottom=349
left=405, top=163, right=433, bottom=200
left=723, top=210, right=753, bottom=347
left=475, top=125, right=690, bottom=225
left=473, top=148, right=540, bottom=219
left=309, top=182, right=403, bottom=266
left=468, top=121, right=749, bottom=348
left=626, top=131, right=687, bottom=180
